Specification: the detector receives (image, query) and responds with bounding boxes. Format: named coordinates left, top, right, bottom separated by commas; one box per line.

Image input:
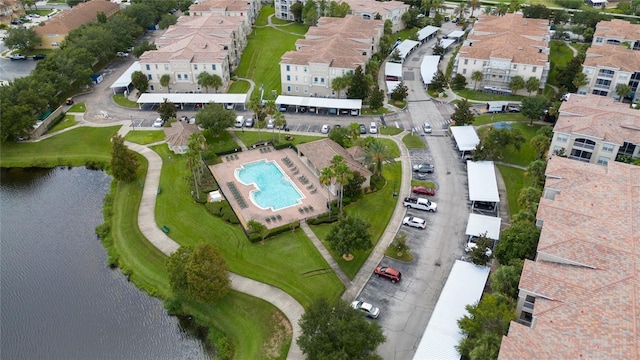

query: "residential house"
left=296, top=138, right=372, bottom=194
left=34, top=0, right=120, bottom=49
left=280, top=15, right=383, bottom=97
left=592, top=19, right=640, bottom=50
left=498, top=155, right=640, bottom=359
left=549, top=94, right=640, bottom=164
left=165, top=122, right=200, bottom=154
left=189, top=0, right=259, bottom=34
left=453, top=14, right=550, bottom=95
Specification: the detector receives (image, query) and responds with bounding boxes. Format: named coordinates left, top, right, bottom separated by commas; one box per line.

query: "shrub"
left=306, top=213, right=340, bottom=225
left=370, top=174, right=385, bottom=191
left=204, top=201, right=239, bottom=224
left=247, top=222, right=298, bottom=242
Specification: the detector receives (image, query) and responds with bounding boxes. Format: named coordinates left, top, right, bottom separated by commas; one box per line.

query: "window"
left=184, top=74, right=188, bottom=80
left=155, top=64, right=158, bottom=69
left=618, top=141, right=637, bottom=157
left=286, top=75, right=291, bottom=81
left=145, top=64, right=150, bottom=70
left=194, top=65, right=198, bottom=70
left=598, top=69, right=614, bottom=78
left=314, top=77, right=319, bottom=84
left=597, top=156, right=609, bottom=165
left=295, top=86, right=298, bottom=91
left=212, top=64, right=216, bottom=70
left=532, top=66, right=537, bottom=72
left=556, top=134, right=568, bottom=142
left=573, top=138, right=596, bottom=150
left=602, top=143, right=614, bottom=152
left=287, top=86, right=291, bottom=92
left=304, top=67, right=308, bottom=73
left=592, top=89, right=608, bottom=96
left=320, top=78, right=325, bottom=84
left=513, top=64, right=517, bottom=69
left=286, top=65, right=290, bottom=71
left=150, top=85, right=154, bottom=91
left=147, top=74, right=152, bottom=80
left=464, top=59, right=468, bottom=65
left=462, top=69, right=467, bottom=74
left=570, top=148, right=593, bottom=162
left=595, top=37, right=603, bottom=43
left=177, top=74, right=182, bottom=80
left=165, top=64, right=169, bottom=70
left=473, top=60, right=476, bottom=65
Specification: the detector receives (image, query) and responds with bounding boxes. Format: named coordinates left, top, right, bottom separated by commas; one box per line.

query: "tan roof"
left=345, top=0, right=408, bottom=15
left=459, top=14, right=549, bottom=64
left=34, top=0, right=119, bottom=35
left=165, top=122, right=199, bottom=149
left=190, top=0, right=250, bottom=13
left=594, top=19, right=640, bottom=41
left=283, top=35, right=368, bottom=68
left=584, top=43, right=640, bottom=73
left=296, top=139, right=372, bottom=177
left=306, top=15, right=382, bottom=41
left=156, top=14, right=243, bottom=48
left=553, top=94, right=640, bottom=145
left=498, top=156, right=640, bottom=359
left=140, top=32, right=228, bottom=63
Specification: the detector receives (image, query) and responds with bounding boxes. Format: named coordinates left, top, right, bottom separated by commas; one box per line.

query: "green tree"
left=319, top=167, right=335, bottom=211
left=490, top=259, right=524, bottom=300
left=97, top=11, right=107, bottom=24
left=186, top=133, right=207, bottom=199
left=331, top=73, right=352, bottom=98
left=331, top=155, right=353, bottom=216
left=615, top=83, right=632, bottom=101
left=483, top=127, right=525, bottom=159
left=383, top=19, right=393, bottom=35
left=121, top=2, right=157, bottom=29
left=343, top=170, right=365, bottom=199
left=521, top=95, right=549, bottom=126
left=572, top=72, right=588, bottom=91
left=363, top=139, right=395, bottom=176
left=582, top=27, right=595, bottom=43
left=131, top=70, right=149, bottom=93
left=160, top=74, right=171, bottom=93
left=158, top=13, right=178, bottom=29
left=302, top=0, right=319, bottom=25
left=64, top=24, right=117, bottom=64
left=451, top=98, right=475, bottom=126
left=4, top=27, right=42, bottom=52
left=432, top=41, right=445, bottom=56
left=508, top=75, right=525, bottom=96
left=467, top=233, right=493, bottom=266
left=529, top=133, right=551, bottom=160
left=557, top=56, right=584, bottom=92
left=347, top=66, right=369, bottom=99
left=526, top=159, right=547, bottom=188
left=248, top=100, right=264, bottom=141
left=348, top=122, right=361, bottom=142
left=157, top=98, right=177, bottom=122
left=368, top=86, right=385, bottom=111
left=198, top=72, right=222, bottom=93
left=247, top=220, right=270, bottom=242
left=496, top=3, right=508, bottom=15
left=525, top=77, right=540, bottom=96
left=297, top=298, right=385, bottom=360
left=390, top=232, right=410, bottom=256
left=326, top=217, right=372, bottom=257
left=390, top=48, right=402, bottom=62
left=457, top=293, right=515, bottom=358
left=166, top=243, right=231, bottom=304
left=327, top=1, right=350, bottom=17
left=451, top=73, right=468, bottom=90
left=290, top=1, right=303, bottom=22
left=329, top=126, right=351, bottom=147
left=390, top=81, right=409, bottom=102
left=430, top=70, right=447, bottom=93
left=132, top=41, right=157, bottom=58
left=195, top=103, right=235, bottom=135
left=110, top=134, right=139, bottom=182
left=273, top=111, right=286, bottom=142
left=494, top=221, right=541, bottom=264
left=471, top=70, right=483, bottom=91
left=468, top=0, right=480, bottom=17
left=517, top=186, right=542, bottom=211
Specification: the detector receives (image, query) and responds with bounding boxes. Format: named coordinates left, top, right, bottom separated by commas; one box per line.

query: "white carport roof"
left=413, top=260, right=490, bottom=360
left=110, top=61, right=140, bottom=90
left=417, top=25, right=439, bottom=41
left=467, top=161, right=500, bottom=203
left=137, top=93, right=248, bottom=104
left=450, top=125, right=479, bottom=151
left=420, top=56, right=440, bottom=86
left=439, top=38, right=456, bottom=50
left=396, top=40, right=420, bottom=61
left=275, top=95, right=362, bottom=109
left=447, top=30, right=465, bottom=39
left=465, top=213, right=501, bottom=240
left=386, top=81, right=400, bottom=94
left=385, top=62, right=403, bottom=78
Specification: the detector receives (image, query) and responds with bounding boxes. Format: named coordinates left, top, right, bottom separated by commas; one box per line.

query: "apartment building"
left=280, top=15, right=383, bottom=97
left=592, top=19, right=640, bottom=50
left=549, top=94, right=640, bottom=164
left=453, top=14, right=550, bottom=95
left=498, top=155, right=640, bottom=359
left=274, top=0, right=407, bottom=33
left=189, top=0, right=260, bottom=34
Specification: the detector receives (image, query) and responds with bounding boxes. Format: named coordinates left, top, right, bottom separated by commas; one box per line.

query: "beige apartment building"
left=189, top=0, right=260, bottom=34
left=280, top=15, right=383, bottom=97
left=453, top=14, right=550, bottom=95
left=549, top=94, right=640, bottom=165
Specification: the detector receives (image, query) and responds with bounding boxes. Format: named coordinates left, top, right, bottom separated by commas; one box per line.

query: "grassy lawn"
left=361, top=107, right=391, bottom=115
left=311, top=162, right=402, bottom=278
left=48, top=114, right=77, bottom=133
left=205, top=130, right=241, bottom=153
left=570, top=42, right=590, bottom=56
left=402, top=133, right=426, bottom=149
left=255, top=4, right=274, bottom=26
left=113, top=94, right=139, bottom=108
left=473, top=112, right=527, bottom=126
left=125, top=130, right=166, bottom=145
left=380, top=127, right=403, bottom=136
left=455, top=89, right=525, bottom=102
left=548, top=40, right=573, bottom=86
left=410, top=180, right=435, bottom=188
left=228, top=80, right=251, bottom=94
left=233, top=130, right=324, bottom=147
left=152, top=144, right=344, bottom=306
left=68, top=102, right=86, bottom=112
left=0, top=126, right=118, bottom=168
left=496, top=165, right=530, bottom=217
left=478, top=123, right=543, bottom=167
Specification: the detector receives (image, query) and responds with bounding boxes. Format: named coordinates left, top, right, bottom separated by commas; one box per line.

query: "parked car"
left=266, top=119, right=275, bottom=129
left=244, top=117, right=254, bottom=127
left=10, top=54, right=27, bottom=60
left=309, top=106, right=316, bottom=113
left=278, top=104, right=288, bottom=112
left=465, top=237, right=493, bottom=257
left=152, top=118, right=165, bottom=128
left=402, top=216, right=427, bottom=229
left=351, top=300, right=380, bottom=319
left=412, top=186, right=435, bottom=196
left=28, top=13, right=40, bottom=18
left=422, top=122, right=432, bottom=134
left=350, top=109, right=359, bottom=116
left=403, top=197, right=437, bottom=212
left=180, top=116, right=189, bottom=122
left=414, top=173, right=428, bottom=180
left=413, top=163, right=434, bottom=173
left=116, top=51, right=129, bottom=57
left=369, top=122, right=378, bottom=134
left=374, top=266, right=401, bottom=283
left=32, top=54, right=46, bottom=60
left=225, top=103, right=234, bottom=110
left=359, top=123, right=367, bottom=134
left=321, top=124, right=330, bottom=134
left=234, top=116, right=244, bottom=128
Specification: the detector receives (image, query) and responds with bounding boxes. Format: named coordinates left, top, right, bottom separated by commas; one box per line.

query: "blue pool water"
left=236, top=160, right=303, bottom=210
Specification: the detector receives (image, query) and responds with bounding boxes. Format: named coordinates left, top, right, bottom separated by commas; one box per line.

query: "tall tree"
left=347, top=66, right=369, bottom=100
left=160, top=74, right=171, bottom=93
left=273, top=111, right=286, bottom=142
left=572, top=72, right=588, bottom=91
left=186, top=133, right=207, bottom=199
left=368, top=85, right=385, bottom=111
left=525, top=77, right=540, bottom=96
left=110, top=134, right=139, bottom=182
left=451, top=73, right=468, bottom=91
left=521, top=95, right=549, bottom=125
left=494, top=221, right=541, bottom=264
left=557, top=56, right=584, bottom=92
left=326, top=217, right=372, bottom=258
left=517, top=186, right=542, bottom=210
left=450, top=98, right=475, bottom=126
left=248, top=100, right=264, bottom=141
left=490, top=260, right=524, bottom=300
left=330, top=155, right=353, bottom=216
left=4, top=27, right=42, bottom=52
left=482, top=127, right=525, bottom=159
left=195, top=103, right=235, bottom=135
left=348, top=122, right=361, bottom=142
left=457, top=293, right=515, bottom=358
left=302, top=0, right=319, bottom=26
left=615, top=84, right=632, bottom=101
left=290, top=1, right=303, bottom=22
left=390, top=81, right=409, bottom=102
left=430, top=70, right=448, bottom=93
left=197, top=72, right=213, bottom=93
left=331, top=73, right=352, bottom=99
left=468, top=0, right=480, bottom=17
left=364, top=139, right=395, bottom=176
left=529, top=133, right=551, bottom=160
left=297, top=298, right=385, bottom=359
left=525, top=159, right=547, bottom=188
left=329, top=126, right=351, bottom=147
left=210, top=74, right=223, bottom=93
left=319, top=167, right=335, bottom=211
left=157, top=98, right=177, bottom=121
left=508, top=75, right=525, bottom=96
left=131, top=70, right=149, bottom=93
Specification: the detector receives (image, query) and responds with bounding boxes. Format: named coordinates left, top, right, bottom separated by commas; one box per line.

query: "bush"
left=204, top=201, right=239, bottom=224
left=47, top=112, right=66, bottom=130
left=208, top=329, right=234, bottom=360
left=247, top=221, right=299, bottom=242
left=370, top=174, right=386, bottom=191
left=306, top=213, right=340, bottom=225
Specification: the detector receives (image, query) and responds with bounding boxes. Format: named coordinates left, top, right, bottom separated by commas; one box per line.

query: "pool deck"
left=210, top=146, right=333, bottom=229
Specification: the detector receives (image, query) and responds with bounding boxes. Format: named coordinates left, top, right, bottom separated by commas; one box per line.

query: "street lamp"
left=392, top=181, right=397, bottom=198
left=259, top=84, right=264, bottom=105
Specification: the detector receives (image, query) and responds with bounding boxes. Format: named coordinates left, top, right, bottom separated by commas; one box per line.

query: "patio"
left=209, top=146, right=333, bottom=229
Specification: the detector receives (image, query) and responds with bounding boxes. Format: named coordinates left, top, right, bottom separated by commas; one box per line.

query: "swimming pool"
left=235, top=160, right=304, bottom=211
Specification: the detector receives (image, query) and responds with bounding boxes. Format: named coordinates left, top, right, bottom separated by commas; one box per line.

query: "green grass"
left=68, top=102, right=86, bottom=112
left=0, top=126, right=119, bottom=168
left=548, top=40, right=573, bottom=86
left=389, top=100, right=407, bottom=109
left=204, top=130, right=241, bottom=153
left=478, top=123, right=544, bottom=166
left=255, top=4, right=274, bottom=26
left=233, top=130, right=324, bottom=147
left=402, top=133, right=426, bottom=149
left=361, top=107, right=390, bottom=115
left=113, top=94, right=139, bottom=108
left=395, top=28, right=416, bottom=40
left=496, top=165, right=530, bottom=217
left=570, top=42, right=590, bottom=56
left=384, top=246, right=414, bottom=262
left=380, top=127, right=403, bottom=136
left=410, top=180, right=435, bottom=188
left=125, top=130, right=166, bottom=145
left=455, top=89, right=525, bottom=102
left=473, top=113, right=527, bottom=126
left=48, top=114, right=77, bottom=133
left=152, top=144, right=344, bottom=306
left=228, top=80, right=251, bottom=94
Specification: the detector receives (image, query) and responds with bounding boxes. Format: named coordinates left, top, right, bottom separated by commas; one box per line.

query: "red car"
left=412, top=186, right=435, bottom=196
left=374, top=266, right=401, bottom=283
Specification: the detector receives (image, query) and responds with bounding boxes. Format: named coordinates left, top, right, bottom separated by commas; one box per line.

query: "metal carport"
left=467, top=160, right=500, bottom=213
left=275, top=95, right=362, bottom=115
left=136, top=93, right=248, bottom=109
left=109, top=61, right=140, bottom=95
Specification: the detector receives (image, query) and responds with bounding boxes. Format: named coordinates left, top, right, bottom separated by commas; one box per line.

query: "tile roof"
left=306, top=15, right=382, bottom=41
left=283, top=34, right=368, bottom=68
left=594, top=19, right=640, bottom=40
left=34, top=0, right=119, bottom=35
left=583, top=43, right=640, bottom=73
left=156, top=14, right=243, bottom=48
left=498, top=156, right=640, bottom=359
left=165, top=121, right=200, bottom=150
left=140, top=32, right=228, bottom=63
left=459, top=14, right=549, bottom=65
left=296, top=139, right=372, bottom=177
left=190, top=0, right=250, bottom=13
left=345, top=0, right=408, bottom=15
left=553, top=94, right=640, bottom=145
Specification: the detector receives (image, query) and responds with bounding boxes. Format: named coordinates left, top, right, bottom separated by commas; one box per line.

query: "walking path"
left=300, top=222, right=351, bottom=287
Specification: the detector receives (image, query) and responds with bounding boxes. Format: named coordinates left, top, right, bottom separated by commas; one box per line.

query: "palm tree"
left=468, top=0, right=480, bottom=17
left=331, top=74, right=351, bottom=99
left=471, top=71, right=483, bottom=91
left=364, top=140, right=395, bottom=177
left=525, top=77, right=540, bottom=96
left=330, top=156, right=352, bottom=217
left=509, top=76, right=525, bottom=96
left=160, top=74, right=171, bottom=93
left=211, top=74, right=223, bottom=93
left=319, top=167, right=335, bottom=211
left=264, top=100, right=277, bottom=119
left=186, top=133, right=207, bottom=199
left=348, top=122, right=361, bottom=142
left=273, top=111, right=285, bottom=142
left=248, top=100, right=263, bottom=141
left=197, top=72, right=213, bottom=93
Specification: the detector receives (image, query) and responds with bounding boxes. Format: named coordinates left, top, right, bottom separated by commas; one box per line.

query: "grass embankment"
left=124, top=130, right=166, bottom=145
left=380, top=127, right=403, bottom=136
left=68, top=102, right=86, bottom=112
left=48, top=114, right=77, bottom=133
left=477, top=123, right=546, bottom=167
left=455, top=89, right=525, bottom=102
left=496, top=165, right=530, bottom=217
left=228, top=80, right=251, bottom=94
left=402, top=133, right=426, bottom=149
left=473, top=112, right=527, bottom=126
left=548, top=40, right=574, bottom=86
left=113, top=94, right=139, bottom=108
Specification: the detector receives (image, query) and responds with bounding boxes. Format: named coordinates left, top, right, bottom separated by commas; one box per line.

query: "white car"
left=266, top=119, right=275, bottom=129
left=321, top=124, right=330, bottom=134
left=369, top=122, right=378, bottom=134
left=422, top=122, right=432, bottom=134
left=402, top=216, right=426, bottom=229
left=351, top=300, right=380, bottom=319
left=465, top=237, right=493, bottom=257
left=152, top=118, right=165, bottom=128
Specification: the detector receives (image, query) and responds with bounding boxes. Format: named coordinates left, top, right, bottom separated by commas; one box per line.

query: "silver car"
left=422, top=122, right=432, bottom=134
left=351, top=300, right=380, bottom=319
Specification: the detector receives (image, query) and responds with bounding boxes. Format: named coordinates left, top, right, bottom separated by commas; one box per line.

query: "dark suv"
left=374, top=266, right=401, bottom=283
